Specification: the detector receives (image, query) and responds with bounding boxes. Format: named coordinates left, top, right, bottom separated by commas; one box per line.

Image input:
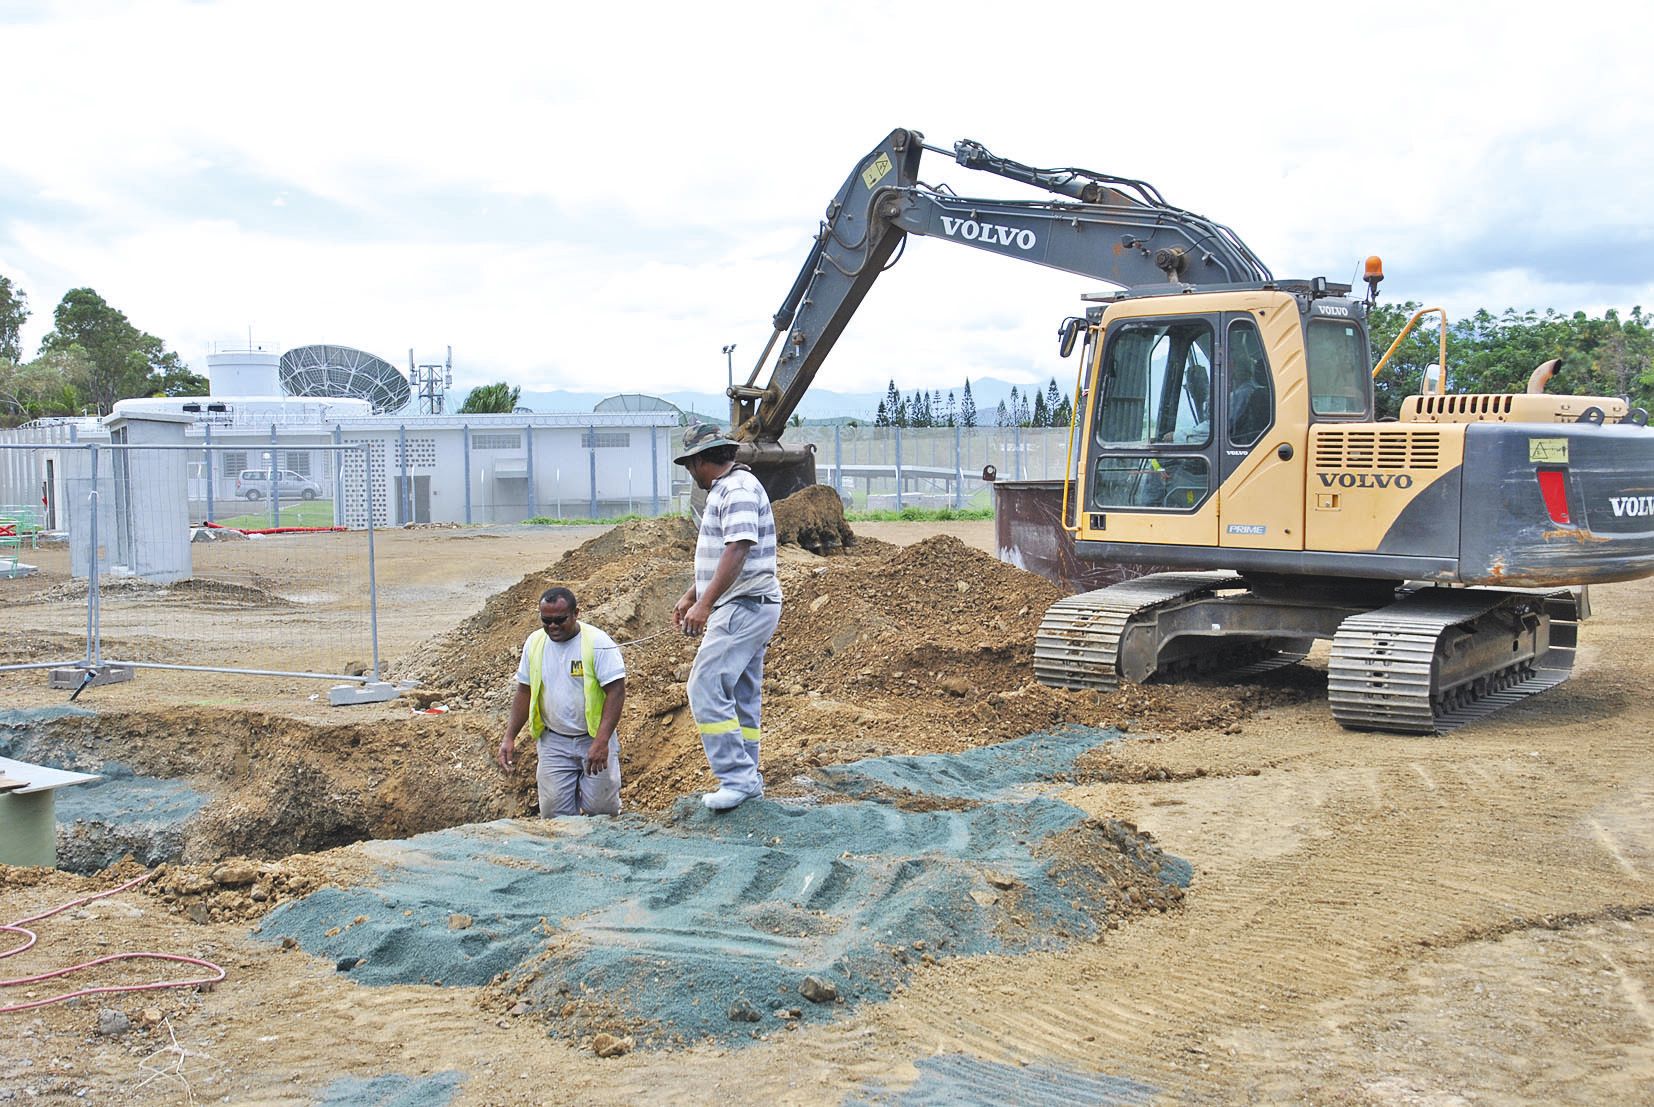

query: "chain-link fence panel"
left=787, top=425, right=1079, bottom=511
left=2, top=442, right=384, bottom=686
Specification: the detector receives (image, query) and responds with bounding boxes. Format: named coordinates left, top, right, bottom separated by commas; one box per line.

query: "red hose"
left=201, top=521, right=346, bottom=535
left=0, top=871, right=226, bottom=1014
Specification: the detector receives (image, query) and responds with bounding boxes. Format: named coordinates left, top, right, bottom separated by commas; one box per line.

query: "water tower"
left=205, top=347, right=281, bottom=396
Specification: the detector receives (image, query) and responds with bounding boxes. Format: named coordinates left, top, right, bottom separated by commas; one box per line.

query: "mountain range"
left=507, top=376, right=1065, bottom=424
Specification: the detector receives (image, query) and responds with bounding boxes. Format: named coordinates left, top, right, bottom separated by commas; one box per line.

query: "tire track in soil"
left=734, top=652, right=1654, bottom=1104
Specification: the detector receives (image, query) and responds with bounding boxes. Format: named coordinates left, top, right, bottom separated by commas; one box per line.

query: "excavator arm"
left=728, top=127, right=1271, bottom=499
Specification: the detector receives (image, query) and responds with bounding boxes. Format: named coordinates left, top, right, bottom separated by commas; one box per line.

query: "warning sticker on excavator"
left=861, top=152, right=893, bottom=190
left=1529, top=438, right=1569, bottom=463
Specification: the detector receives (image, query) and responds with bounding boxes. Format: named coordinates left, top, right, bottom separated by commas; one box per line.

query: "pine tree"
left=960, top=379, right=977, bottom=428
left=995, top=399, right=1010, bottom=426
left=874, top=399, right=889, bottom=427
left=1046, top=378, right=1062, bottom=423
left=884, top=380, right=902, bottom=426
left=1016, top=389, right=1032, bottom=427
left=945, top=391, right=957, bottom=427
left=1032, top=390, right=1049, bottom=427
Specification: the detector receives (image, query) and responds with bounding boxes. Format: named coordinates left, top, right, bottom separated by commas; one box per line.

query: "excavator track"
left=1034, top=572, right=1250, bottom=691
left=1327, top=589, right=1579, bottom=734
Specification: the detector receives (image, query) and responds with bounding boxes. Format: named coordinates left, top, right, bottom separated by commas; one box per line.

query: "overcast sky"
left=3, top=0, right=1650, bottom=408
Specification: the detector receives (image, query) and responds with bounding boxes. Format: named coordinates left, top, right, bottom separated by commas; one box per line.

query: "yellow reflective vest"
left=525, top=622, right=606, bottom=740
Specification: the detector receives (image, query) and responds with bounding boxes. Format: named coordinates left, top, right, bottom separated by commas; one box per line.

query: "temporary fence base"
left=48, top=663, right=135, bottom=690
left=328, top=681, right=400, bottom=706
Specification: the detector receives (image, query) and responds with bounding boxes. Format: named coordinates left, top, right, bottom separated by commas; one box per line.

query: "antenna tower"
left=410, top=346, right=453, bottom=415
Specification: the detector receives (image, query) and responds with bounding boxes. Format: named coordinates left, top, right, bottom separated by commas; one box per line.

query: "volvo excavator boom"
left=728, top=127, right=1275, bottom=498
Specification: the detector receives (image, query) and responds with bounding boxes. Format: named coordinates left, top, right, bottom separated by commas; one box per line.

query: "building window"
left=471, top=433, right=522, bottom=451
left=284, top=451, right=311, bottom=476
left=222, top=451, right=248, bottom=474
left=581, top=431, right=631, bottom=449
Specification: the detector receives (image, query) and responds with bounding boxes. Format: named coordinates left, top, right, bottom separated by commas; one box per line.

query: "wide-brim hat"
left=673, top=422, right=739, bottom=464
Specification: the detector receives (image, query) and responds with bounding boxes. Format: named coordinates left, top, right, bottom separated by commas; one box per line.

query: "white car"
left=236, top=469, right=322, bottom=501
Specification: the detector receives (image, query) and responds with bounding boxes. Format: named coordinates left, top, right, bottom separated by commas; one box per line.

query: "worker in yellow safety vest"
left=497, top=586, right=627, bottom=816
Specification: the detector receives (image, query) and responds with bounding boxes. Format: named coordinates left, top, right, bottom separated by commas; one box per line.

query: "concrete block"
left=328, top=682, right=401, bottom=706
left=48, top=664, right=135, bottom=690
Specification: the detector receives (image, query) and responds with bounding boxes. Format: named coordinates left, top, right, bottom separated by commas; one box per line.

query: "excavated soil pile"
left=771, top=483, right=856, bottom=553
left=394, top=518, right=1309, bottom=816
left=1, top=707, right=519, bottom=886
left=20, top=574, right=294, bottom=608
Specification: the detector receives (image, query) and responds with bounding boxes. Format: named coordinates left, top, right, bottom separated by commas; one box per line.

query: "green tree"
left=0, top=276, right=28, bottom=363
left=1052, top=395, right=1073, bottom=428
left=1031, top=389, right=1048, bottom=427
left=457, top=381, right=521, bottom=413
left=1368, top=302, right=1654, bottom=418
left=0, top=349, right=88, bottom=425
left=37, top=288, right=200, bottom=413
left=959, top=379, right=978, bottom=427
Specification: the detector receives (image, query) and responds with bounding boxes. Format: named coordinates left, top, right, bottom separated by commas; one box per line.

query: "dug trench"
left=3, top=512, right=1311, bottom=1045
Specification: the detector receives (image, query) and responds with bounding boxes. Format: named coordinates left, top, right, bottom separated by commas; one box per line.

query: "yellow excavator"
left=729, top=128, right=1654, bottom=733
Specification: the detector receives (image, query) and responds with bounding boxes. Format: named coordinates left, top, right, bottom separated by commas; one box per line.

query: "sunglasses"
left=541, top=613, right=574, bottom=626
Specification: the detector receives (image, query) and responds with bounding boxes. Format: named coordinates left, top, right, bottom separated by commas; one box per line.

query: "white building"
left=0, top=345, right=685, bottom=528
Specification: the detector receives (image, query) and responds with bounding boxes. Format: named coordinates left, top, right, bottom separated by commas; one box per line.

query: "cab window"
left=1226, top=319, right=1274, bottom=446
left=1306, top=320, right=1369, bottom=415
left=1087, top=317, right=1214, bottom=512
left=1092, top=319, right=1214, bottom=449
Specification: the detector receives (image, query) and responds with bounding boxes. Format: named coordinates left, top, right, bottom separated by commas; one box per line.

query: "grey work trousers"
left=688, top=596, right=781, bottom=796
left=535, top=732, right=621, bottom=817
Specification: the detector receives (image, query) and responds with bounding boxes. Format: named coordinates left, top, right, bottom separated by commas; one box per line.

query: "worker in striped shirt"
left=672, top=423, right=783, bottom=811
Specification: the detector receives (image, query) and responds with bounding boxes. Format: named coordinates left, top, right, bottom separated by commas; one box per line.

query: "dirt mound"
left=389, top=515, right=698, bottom=714
left=22, top=575, right=293, bottom=609
left=388, top=518, right=1302, bottom=815
left=772, top=483, right=855, bottom=553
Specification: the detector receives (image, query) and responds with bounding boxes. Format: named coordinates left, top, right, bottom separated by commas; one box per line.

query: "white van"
left=235, top=469, right=322, bottom=501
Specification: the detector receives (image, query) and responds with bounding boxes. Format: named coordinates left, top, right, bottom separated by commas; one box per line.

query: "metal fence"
left=0, top=443, right=384, bottom=692
left=785, top=425, right=1079, bottom=511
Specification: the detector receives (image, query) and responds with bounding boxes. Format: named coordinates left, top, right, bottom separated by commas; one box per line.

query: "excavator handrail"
left=1059, top=321, right=1097, bottom=537
left=1372, top=306, right=1449, bottom=396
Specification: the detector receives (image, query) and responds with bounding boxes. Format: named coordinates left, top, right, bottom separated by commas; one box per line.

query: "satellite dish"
left=279, top=344, right=411, bottom=414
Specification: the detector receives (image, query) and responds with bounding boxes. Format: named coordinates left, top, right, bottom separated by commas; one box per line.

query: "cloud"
left=3, top=0, right=1652, bottom=399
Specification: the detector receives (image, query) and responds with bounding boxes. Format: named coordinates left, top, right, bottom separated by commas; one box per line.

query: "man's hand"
left=584, top=737, right=610, bottom=776
left=497, top=734, right=517, bottom=771
left=673, top=589, right=695, bottom=629
left=681, top=597, right=713, bottom=637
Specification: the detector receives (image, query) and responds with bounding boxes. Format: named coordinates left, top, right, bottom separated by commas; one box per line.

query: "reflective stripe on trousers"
left=688, top=597, right=781, bottom=794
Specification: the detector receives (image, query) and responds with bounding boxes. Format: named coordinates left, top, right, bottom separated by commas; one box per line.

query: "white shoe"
left=702, top=787, right=752, bottom=811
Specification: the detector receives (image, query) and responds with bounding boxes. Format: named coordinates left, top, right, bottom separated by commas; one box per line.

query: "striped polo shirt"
left=696, top=464, right=782, bottom=606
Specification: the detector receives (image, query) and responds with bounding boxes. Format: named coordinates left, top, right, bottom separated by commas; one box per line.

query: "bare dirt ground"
left=2, top=518, right=1652, bottom=1105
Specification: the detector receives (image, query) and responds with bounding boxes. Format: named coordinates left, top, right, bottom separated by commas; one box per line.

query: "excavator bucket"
left=690, top=441, right=854, bottom=554
left=740, top=441, right=819, bottom=505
